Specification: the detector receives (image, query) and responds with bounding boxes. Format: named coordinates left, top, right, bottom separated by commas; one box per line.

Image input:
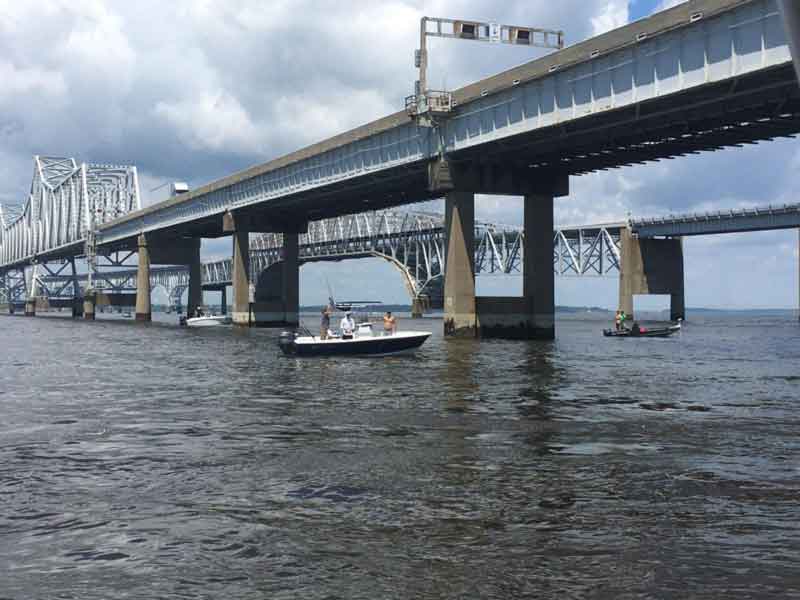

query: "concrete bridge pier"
left=187, top=241, right=202, bottom=318
left=618, top=227, right=685, bottom=321
left=440, top=163, right=568, bottom=339
left=252, top=231, right=302, bottom=326
left=522, top=193, right=556, bottom=339
left=24, top=263, right=38, bottom=317
left=282, top=233, right=299, bottom=326
left=472, top=194, right=557, bottom=339
left=231, top=228, right=251, bottom=326
left=443, top=191, right=476, bottom=337
left=411, top=297, right=425, bottom=318
left=69, top=258, right=83, bottom=318
left=135, top=233, right=151, bottom=321
left=83, top=291, right=96, bottom=320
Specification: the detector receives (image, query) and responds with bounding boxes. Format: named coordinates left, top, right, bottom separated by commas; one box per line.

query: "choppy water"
left=1, top=311, right=799, bottom=599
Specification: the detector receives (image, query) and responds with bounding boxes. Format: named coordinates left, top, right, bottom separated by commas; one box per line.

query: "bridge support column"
left=619, top=227, right=685, bottom=321
left=282, top=233, right=299, bottom=326
left=444, top=191, right=476, bottom=337
left=252, top=232, right=300, bottom=327
left=84, top=291, right=96, bottom=320
left=221, top=287, right=228, bottom=315
left=70, top=258, right=82, bottom=317
left=522, top=193, right=555, bottom=339
left=187, top=241, right=202, bottom=318
left=71, top=299, right=84, bottom=318
left=411, top=297, right=424, bottom=318
left=472, top=194, right=556, bottom=340
left=135, top=234, right=151, bottom=322
left=232, top=229, right=251, bottom=326
left=25, top=263, right=38, bottom=317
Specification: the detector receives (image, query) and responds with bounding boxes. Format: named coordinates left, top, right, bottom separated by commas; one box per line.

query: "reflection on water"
left=0, top=312, right=799, bottom=598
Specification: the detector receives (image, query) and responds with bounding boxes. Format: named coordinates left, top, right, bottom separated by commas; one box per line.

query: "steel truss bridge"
left=0, top=156, right=140, bottom=269
left=0, top=155, right=140, bottom=305
left=14, top=211, right=622, bottom=309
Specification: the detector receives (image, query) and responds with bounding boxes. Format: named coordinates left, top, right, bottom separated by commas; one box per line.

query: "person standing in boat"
left=383, top=311, right=396, bottom=336
left=340, top=312, right=355, bottom=339
left=320, top=304, right=332, bottom=340
left=614, top=310, right=622, bottom=331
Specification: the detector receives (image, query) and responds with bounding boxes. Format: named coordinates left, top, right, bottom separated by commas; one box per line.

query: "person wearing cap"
left=340, top=311, right=355, bottom=339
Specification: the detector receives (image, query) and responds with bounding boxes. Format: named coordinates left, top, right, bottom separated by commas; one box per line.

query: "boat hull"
left=185, top=315, right=232, bottom=328
left=603, top=324, right=681, bottom=338
left=280, top=331, right=431, bottom=356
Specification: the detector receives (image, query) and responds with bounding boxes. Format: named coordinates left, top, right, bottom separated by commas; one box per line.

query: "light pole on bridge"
left=407, top=16, right=564, bottom=128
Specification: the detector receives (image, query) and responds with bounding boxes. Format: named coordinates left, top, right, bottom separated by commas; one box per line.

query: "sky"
left=0, top=0, right=798, bottom=310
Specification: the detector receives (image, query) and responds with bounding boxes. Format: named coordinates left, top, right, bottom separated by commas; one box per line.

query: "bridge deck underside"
left=451, top=63, right=800, bottom=176
left=97, top=64, right=800, bottom=256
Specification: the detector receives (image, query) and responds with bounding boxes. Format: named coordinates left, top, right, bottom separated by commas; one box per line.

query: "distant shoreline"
left=297, top=304, right=797, bottom=314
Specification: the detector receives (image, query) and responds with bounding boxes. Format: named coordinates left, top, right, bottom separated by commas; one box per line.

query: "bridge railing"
left=631, top=202, right=800, bottom=237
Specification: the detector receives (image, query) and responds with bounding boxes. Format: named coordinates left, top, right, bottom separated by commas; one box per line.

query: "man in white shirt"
left=340, top=312, right=355, bottom=339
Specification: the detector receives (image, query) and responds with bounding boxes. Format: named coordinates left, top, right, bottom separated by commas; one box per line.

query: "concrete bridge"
left=3, top=0, right=800, bottom=337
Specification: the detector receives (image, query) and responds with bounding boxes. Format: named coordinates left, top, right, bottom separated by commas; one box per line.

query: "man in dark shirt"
left=320, top=305, right=332, bottom=339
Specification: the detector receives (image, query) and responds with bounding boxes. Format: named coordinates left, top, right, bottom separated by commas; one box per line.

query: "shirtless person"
left=383, top=311, right=396, bottom=336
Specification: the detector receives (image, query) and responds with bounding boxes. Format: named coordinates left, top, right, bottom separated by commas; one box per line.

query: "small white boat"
left=183, top=314, right=232, bottom=328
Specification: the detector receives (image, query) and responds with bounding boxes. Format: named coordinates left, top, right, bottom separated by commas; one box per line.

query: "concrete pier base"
left=411, top=297, right=424, bottom=318
left=221, top=287, right=228, bottom=315
left=72, top=299, right=83, bottom=318
left=135, top=234, right=151, bottom=321
left=443, top=191, right=476, bottom=337
left=24, top=299, right=35, bottom=317
left=231, top=229, right=251, bottom=326
left=619, top=227, right=685, bottom=321
left=84, top=294, right=96, bottom=320
left=474, top=297, right=549, bottom=339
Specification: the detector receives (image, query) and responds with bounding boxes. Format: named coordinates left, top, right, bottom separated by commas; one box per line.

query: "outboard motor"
left=278, top=331, right=297, bottom=355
